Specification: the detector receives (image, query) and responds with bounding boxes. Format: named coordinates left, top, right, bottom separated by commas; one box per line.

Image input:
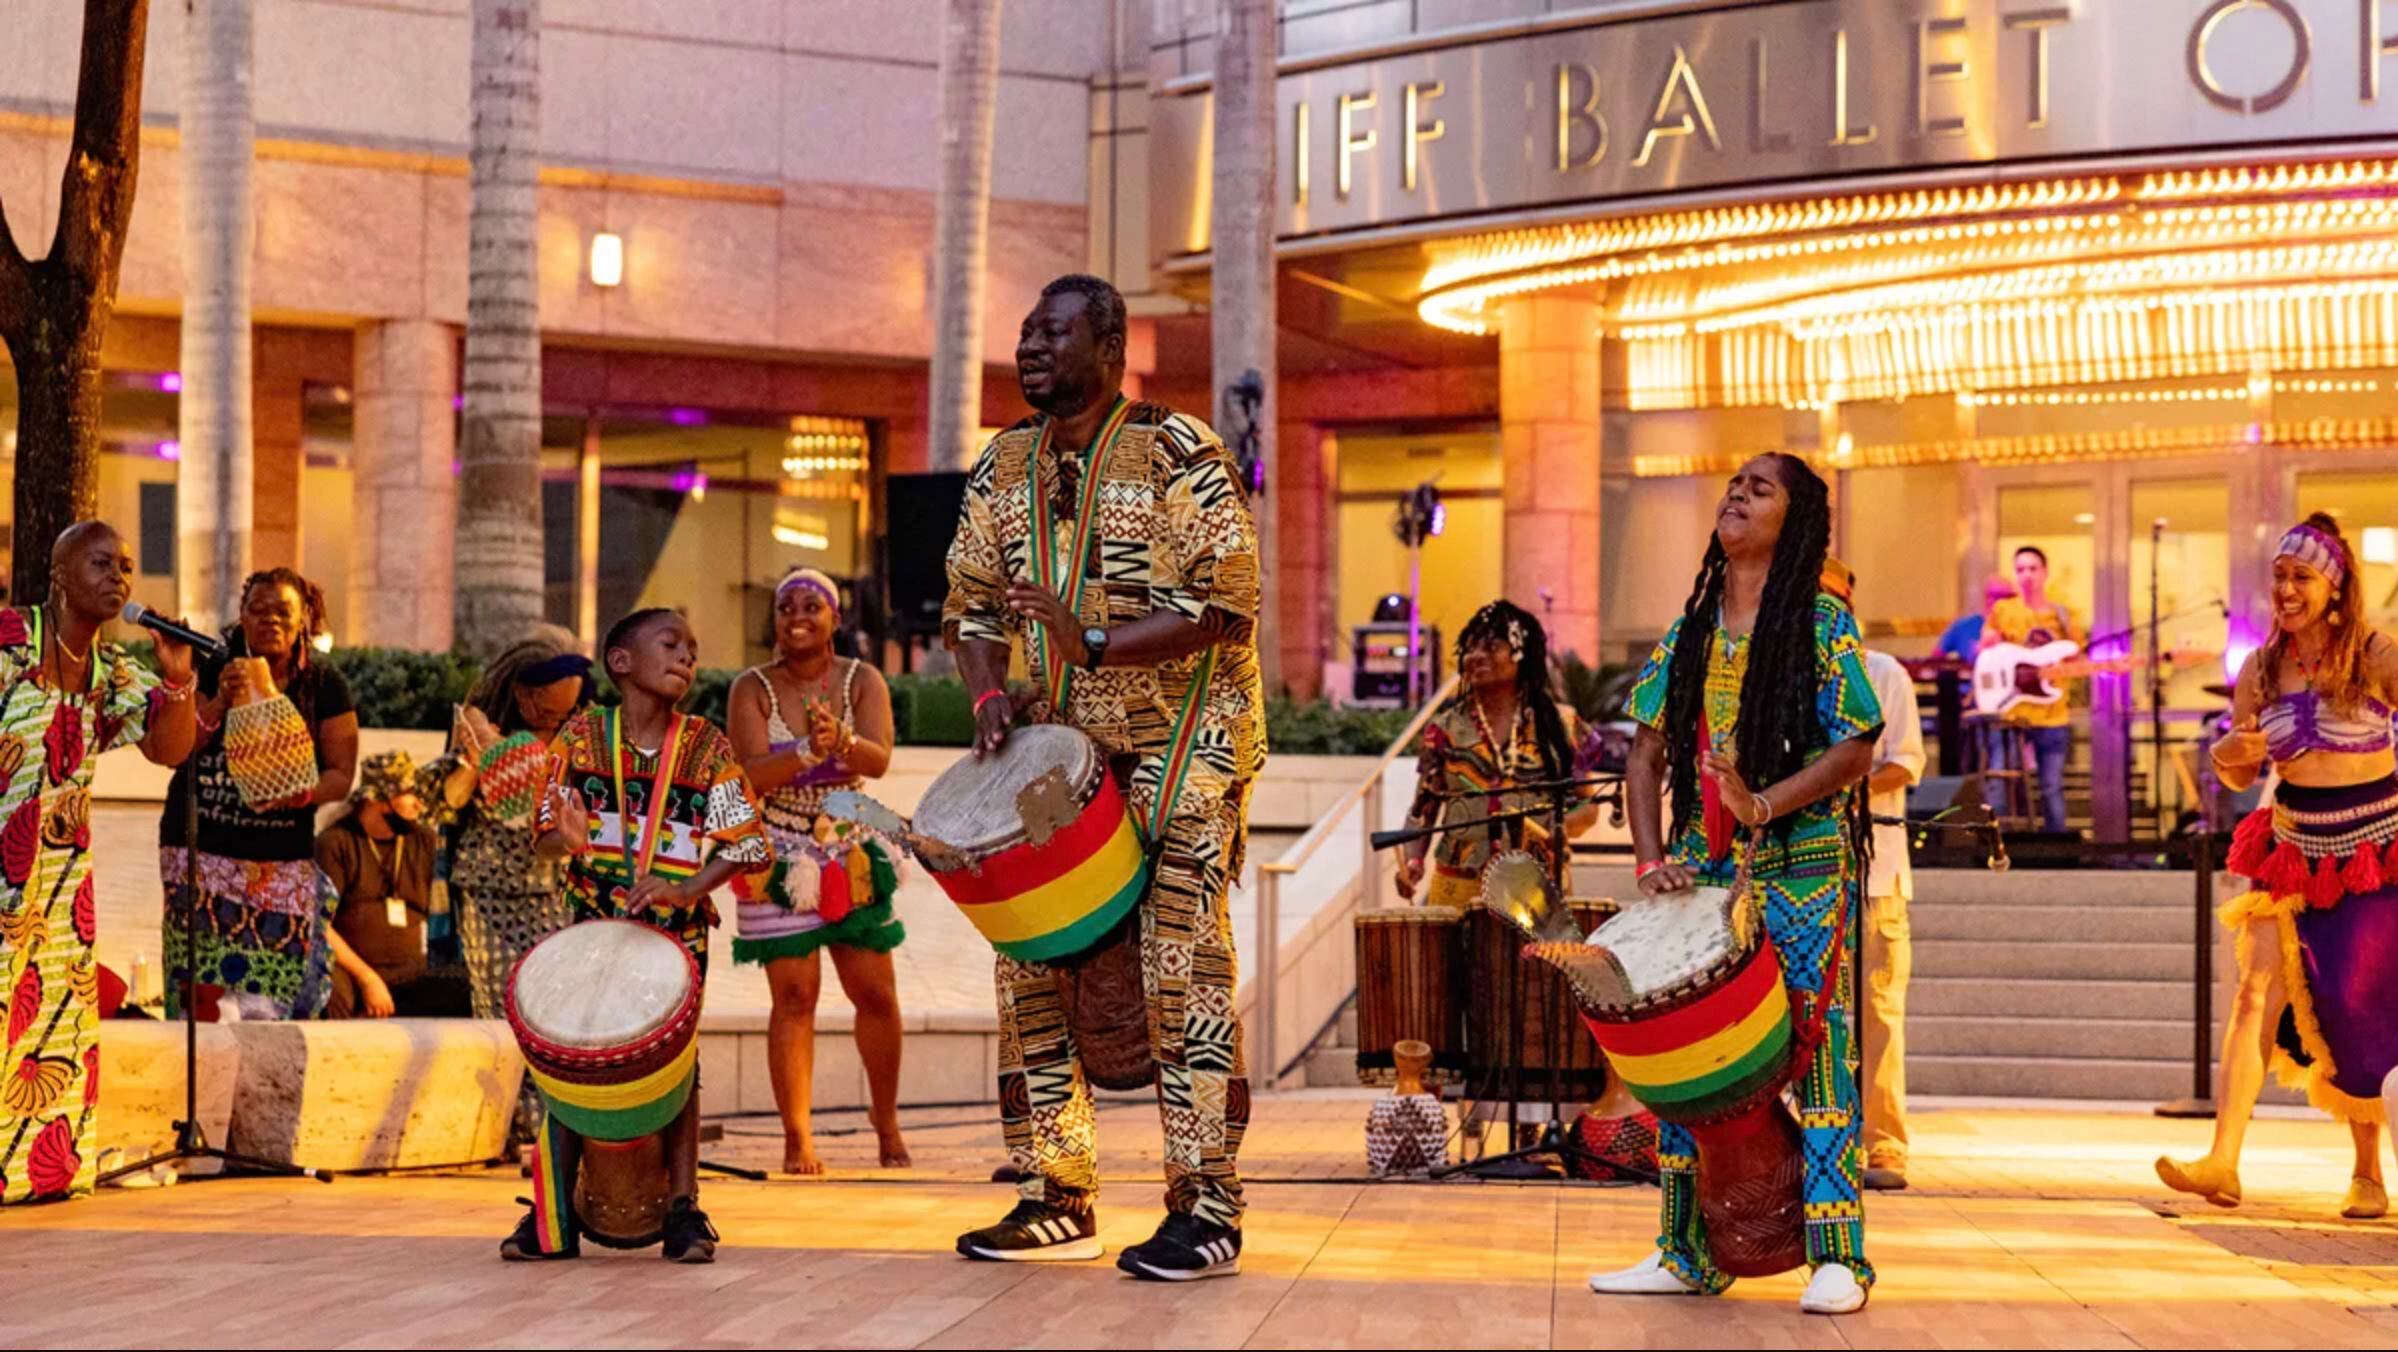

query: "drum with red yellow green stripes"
left=912, top=724, right=1148, bottom=962
left=1566, top=886, right=1795, bottom=1124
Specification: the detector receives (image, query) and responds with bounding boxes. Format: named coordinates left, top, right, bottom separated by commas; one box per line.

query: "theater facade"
left=1145, top=0, right=2398, bottom=840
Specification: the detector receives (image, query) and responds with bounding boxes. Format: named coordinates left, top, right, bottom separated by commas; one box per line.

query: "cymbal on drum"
left=1479, top=851, right=1579, bottom=943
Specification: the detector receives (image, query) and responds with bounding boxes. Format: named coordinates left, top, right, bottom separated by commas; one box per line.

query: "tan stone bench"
left=222, top=1019, right=525, bottom=1171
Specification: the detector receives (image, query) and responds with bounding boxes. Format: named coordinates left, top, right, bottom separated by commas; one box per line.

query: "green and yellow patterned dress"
left=1624, top=591, right=1883, bottom=1292
left=0, top=607, right=162, bottom=1204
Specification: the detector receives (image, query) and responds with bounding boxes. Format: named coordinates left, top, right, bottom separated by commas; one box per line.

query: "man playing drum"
left=943, top=274, right=1267, bottom=1281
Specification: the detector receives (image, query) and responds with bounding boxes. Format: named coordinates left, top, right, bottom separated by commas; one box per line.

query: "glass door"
left=2128, top=479, right=2232, bottom=833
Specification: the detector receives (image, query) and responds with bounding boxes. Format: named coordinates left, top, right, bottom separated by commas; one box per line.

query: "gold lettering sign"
left=1556, top=63, right=1608, bottom=171
left=2367, top=0, right=2398, bottom=100
left=1917, top=17, right=1970, bottom=137
left=1338, top=91, right=1378, bottom=199
left=1749, top=38, right=1792, bottom=153
left=1294, top=101, right=1311, bottom=206
left=1632, top=44, right=1722, bottom=168
left=2187, top=0, right=2312, bottom=114
left=1406, top=81, right=1447, bottom=190
left=2004, top=8, right=2074, bottom=129
left=1829, top=29, right=1879, bottom=146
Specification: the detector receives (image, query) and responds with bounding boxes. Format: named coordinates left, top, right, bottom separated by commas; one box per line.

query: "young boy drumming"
left=502, top=608, right=772, bottom=1264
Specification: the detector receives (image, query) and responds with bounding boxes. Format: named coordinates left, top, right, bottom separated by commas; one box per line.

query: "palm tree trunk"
left=1211, top=0, right=1280, bottom=693
left=455, top=0, right=545, bottom=658
left=177, top=0, right=255, bottom=628
left=926, top=0, right=1003, bottom=472
left=0, top=0, right=150, bottom=605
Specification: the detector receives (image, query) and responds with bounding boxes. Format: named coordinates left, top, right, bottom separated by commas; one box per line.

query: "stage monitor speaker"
left=885, top=471, right=969, bottom=634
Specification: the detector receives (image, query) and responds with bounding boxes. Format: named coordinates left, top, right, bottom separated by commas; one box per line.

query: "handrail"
left=1258, top=673, right=1459, bottom=879
left=1250, top=674, right=1457, bottom=1087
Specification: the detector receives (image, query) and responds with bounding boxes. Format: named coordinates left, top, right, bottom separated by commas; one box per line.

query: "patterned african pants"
left=1654, top=875, right=1874, bottom=1293
left=994, top=777, right=1253, bottom=1229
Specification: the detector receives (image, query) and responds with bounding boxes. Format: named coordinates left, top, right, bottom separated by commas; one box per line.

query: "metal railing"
left=1251, top=674, right=1458, bottom=1086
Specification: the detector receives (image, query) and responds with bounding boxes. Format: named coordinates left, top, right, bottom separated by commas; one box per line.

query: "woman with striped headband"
left=2160, top=513, right=2398, bottom=1219
left=727, top=567, right=911, bottom=1174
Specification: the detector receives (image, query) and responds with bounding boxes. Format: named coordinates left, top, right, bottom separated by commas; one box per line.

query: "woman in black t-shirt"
left=160, top=568, right=359, bottom=1019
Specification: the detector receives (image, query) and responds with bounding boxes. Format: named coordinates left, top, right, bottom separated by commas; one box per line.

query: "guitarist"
left=1979, top=545, right=2081, bottom=833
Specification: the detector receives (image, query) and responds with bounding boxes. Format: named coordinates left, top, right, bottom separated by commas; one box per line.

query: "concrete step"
left=1908, top=1015, right=2191, bottom=1061
left=1301, top=1046, right=1360, bottom=1090
left=1911, top=906, right=2188, bottom=944
left=1913, top=939, right=2190, bottom=982
left=1908, top=1055, right=2194, bottom=1100
left=1911, top=977, right=2194, bottom=1020
left=1337, top=1002, right=1358, bottom=1049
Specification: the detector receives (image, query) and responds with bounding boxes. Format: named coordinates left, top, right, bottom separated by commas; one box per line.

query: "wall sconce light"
left=590, top=232, right=624, bottom=288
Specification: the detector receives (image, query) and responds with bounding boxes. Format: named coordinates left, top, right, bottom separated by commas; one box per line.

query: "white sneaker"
left=1588, top=1251, right=1703, bottom=1296
left=1800, top=1262, right=1867, bottom=1315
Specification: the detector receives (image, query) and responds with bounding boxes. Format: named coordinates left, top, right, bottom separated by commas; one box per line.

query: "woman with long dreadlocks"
left=1588, top=453, right=1883, bottom=1317
left=1396, top=601, right=1599, bottom=906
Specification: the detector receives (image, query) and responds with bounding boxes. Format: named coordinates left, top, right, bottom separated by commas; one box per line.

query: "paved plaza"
left=8, top=1094, right=2398, bottom=1349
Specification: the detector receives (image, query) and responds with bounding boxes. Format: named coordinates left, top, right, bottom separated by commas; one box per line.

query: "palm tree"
left=177, top=0, right=255, bottom=628
left=455, top=0, right=545, bottom=658
left=1212, top=0, right=1280, bottom=692
left=0, top=0, right=151, bottom=605
left=926, top=0, right=1003, bottom=472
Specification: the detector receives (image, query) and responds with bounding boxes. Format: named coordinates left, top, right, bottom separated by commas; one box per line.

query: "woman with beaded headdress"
left=727, top=567, right=911, bottom=1174
left=1394, top=600, right=1600, bottom=907
left=2160, top=512, right=2398, bottom=1219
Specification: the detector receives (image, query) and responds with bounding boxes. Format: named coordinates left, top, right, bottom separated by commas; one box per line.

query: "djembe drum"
left=1523, top=881, right=1812, bottom=1278
left=505, top=919, right=702, bottom=1248
left=913, top=724, right=1156, bottom=1091
left=1353, top=905, right=1463, bottom=1084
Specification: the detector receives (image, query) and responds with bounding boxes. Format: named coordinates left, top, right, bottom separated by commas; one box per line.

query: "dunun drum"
left=1526, top=887, right=1806, bottom=1278
left=222, top=681, right=316, bottom=812
left=1352, top=906, right=1463, bottom=1083
left=1461, top=900, right=1618, bottom=1102
left=913, top=724, right=1156, bottom=1091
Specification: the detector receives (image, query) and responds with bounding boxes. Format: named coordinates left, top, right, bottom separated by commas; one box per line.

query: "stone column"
left=1498, top=294, right=1602, bottom=662
left=251, top=332, right=307, bottom=573
left=353, top=319, right=458, bottom=651
left=1274, top=421, right=1333, bottom=700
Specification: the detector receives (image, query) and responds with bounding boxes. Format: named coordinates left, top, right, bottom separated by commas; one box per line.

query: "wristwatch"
left=1081, top=625, right=1111, bottom=671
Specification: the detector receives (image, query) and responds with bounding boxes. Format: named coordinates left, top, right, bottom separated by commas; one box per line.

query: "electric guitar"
left=1971, top=640, right=2214, bottom=715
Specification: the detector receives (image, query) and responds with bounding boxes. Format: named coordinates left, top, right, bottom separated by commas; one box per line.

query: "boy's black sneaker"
left=662, top=1197, right=719, bottom=1263
left=955, top=1199, right=1102, bottom=1262
left=499, top=1207, right=579, bottom=1261
left=1116, top=1212, right=1240, bottom=1281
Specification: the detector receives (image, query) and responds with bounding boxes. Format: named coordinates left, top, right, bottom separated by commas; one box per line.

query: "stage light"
left=2366, top=527, right=2398, bottom=566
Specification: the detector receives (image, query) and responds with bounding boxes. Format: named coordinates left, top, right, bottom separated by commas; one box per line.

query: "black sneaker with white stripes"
left=1116, top=1212, right=1241, bottom=1281
left=955, top=1199, right=1102, bottom=1262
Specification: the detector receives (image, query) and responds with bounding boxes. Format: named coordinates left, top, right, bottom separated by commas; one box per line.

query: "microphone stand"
left=100, top=733, right=333, bottom=1188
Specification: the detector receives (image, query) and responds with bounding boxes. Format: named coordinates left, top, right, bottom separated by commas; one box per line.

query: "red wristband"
left=974, top=689, right=1008, bottom=717
left=1634, top=859, right=1666, bottom=881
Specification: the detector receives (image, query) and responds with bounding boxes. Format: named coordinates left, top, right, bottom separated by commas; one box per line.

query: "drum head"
left=1481, top=851, right=1577, bottom=942
left=513, top=920, right=693, bottom=1049
left=913, top=724, right=1097, bottom=856
left=1586, top=886, right=1744, bottom=999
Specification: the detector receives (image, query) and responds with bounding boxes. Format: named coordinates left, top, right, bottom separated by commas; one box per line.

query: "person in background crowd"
left=160, top=568, right=357, bottom=1021
left=320, top=750, right=471, bottom=1019
left=1858, top=644, right=1926, bottom=1192
left=1938, top=576, right=2017, bottom=664
left=416, top=630, right=593, bottom=1145
left=0, top=522, right=197, bottom=1205
left=1980, top=547, right=2080, bottom=833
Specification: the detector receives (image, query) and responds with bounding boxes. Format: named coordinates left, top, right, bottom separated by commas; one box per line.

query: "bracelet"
left=973, top=689, right=1008, bottom=717
left=1750, top=791, right=1775, bottom=827
left=156, top=675, right=196, bottom=703
left=1634, top=859, right=1666, bottom=881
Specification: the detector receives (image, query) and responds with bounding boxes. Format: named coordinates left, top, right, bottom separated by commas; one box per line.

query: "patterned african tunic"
left=537, top=707, right=771, bottom=970
left=942, top=400, right=1267, bottom=790
left=1403, top=696, right=1595, bottom=906
left=0, top=608, right=162, bottom=1204
left=1625, top=591, right=1885, bottom=1290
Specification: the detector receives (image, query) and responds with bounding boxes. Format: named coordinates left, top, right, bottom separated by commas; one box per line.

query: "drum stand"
left=100, top=753, right=335, bottom=1188
left=1375, top=775, right=1627, bottom=1181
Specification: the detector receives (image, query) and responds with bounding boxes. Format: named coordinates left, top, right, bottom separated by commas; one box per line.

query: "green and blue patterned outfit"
left=1626, top=591, right=1883, bottom=1293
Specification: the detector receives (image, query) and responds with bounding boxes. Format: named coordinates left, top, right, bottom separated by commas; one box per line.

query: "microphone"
left=120, top=602, right=228, bottom=661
